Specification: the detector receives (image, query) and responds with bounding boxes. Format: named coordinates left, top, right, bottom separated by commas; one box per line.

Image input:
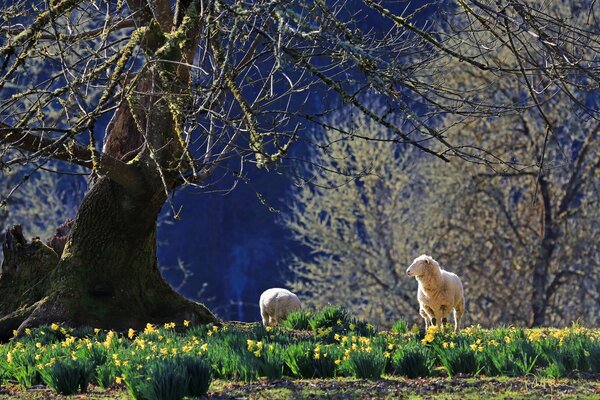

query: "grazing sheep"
left=406, top=255, right=464, bottom=331
left=259, top=288, right=302, bottom=326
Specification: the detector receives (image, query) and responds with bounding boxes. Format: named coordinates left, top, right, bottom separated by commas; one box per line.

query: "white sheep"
left=406, top=255, right=465, bottom=331
left=259, top=288, right=302, bottom=326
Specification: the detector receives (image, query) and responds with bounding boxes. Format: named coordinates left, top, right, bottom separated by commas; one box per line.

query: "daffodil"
left=144, top=323, right=156, bottom=334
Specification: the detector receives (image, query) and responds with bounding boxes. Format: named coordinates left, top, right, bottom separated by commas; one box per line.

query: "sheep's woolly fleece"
left=259, top=288, right=302, bottom=326
left=406, top=255, right=465, bottom=331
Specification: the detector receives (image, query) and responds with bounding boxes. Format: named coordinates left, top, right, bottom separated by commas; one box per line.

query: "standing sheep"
left=406, top=255, right=465, bottom=331
left=259, top=288, right=302, bottom=326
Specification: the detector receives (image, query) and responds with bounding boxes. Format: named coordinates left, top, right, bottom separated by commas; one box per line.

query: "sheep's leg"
left=260, top=307, right=270, bottom=326
left=419, top=307, right=431, bottom=331
left=454, top=300, right=465, bottom=331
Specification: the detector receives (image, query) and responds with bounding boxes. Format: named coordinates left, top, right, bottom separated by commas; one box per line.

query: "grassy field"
left=0, top=307, right=599, bottom=399
left=1, top=376, right=600, bottom=399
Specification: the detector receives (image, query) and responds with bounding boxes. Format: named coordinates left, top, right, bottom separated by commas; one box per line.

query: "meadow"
left=0, top=307, right=599, bottom=399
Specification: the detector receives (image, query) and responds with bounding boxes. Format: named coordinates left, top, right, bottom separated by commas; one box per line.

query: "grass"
left=1, top=376, right=599, bottom=399
left=0, top=307, right=598, bottom=399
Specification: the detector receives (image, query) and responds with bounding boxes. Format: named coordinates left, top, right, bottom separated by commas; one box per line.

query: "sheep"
left=406, top=255, right=465, bottom=331
left=259, top=288, right=302, bottom=326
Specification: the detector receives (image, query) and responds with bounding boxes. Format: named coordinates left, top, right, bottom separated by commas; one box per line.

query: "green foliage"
left=283, top=310, right=312, bottom=330
left=283, top=342, right=316, bottom=378
left=346, top=349, right=386, bottom=379
left=1, top=313, right=600, bottom=399
left=542, top=347, right=586, bottom=378
left=180, top=355, right=212, bottom=397
left=4, top=346, right=43, bottom=387
left=125, top=358, right=189, bottom=400
left=309, top=306, right=351, bottom=331
left=587, top=342, right=600, bottom=373
left=310, top=345, right=341, bottom=378
left=391, top=320, right=409, bottom=334
left=282, top=342, right=340, bottom=378
left=307, top=306, right=375, bottom=340
left=95, top=363, right=117, bottom=389
left=391, top=344, right=432, bottom=378
left=40, top=358, right=94, bottom=395
left=477, top=340, right=539, bottom=376
left=205, top=336, right=258, bottom=382
left=253, top=344, right=285, bottom=380
left=434, top=343, right=481, bottom=377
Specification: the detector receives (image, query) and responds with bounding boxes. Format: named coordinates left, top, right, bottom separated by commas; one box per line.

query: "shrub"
left=587, top=342, right=600, bottom=373
left=283, top=342, right=316, bottom=378
left=435, top=343, right=481, bottom=377
left=391, top=345, right=432, bottom=378
left=252, top=344, right=285, bottom=380
left=81, top=343, right=108, bottom=368
left=180, top=356, right=212, bottom=397
left=543, top=347, right=585, bottom=378
left=4, top=346, right=43, bottom=387
left=346, top=349, right=386, bottom=379
left=125, top=358, right=189, bottom=400
left=40, top=359, right=94, bottom=395
left=206, top=339, right=258, bottom=382
left=391, top=320, right=409, bottom=335
left=310, top=345, right=341, bottom=378
left=478, top=340, right=539, bottom=376
left=283, top=310, right=312, bottom=330
left=309, top=306, right=351, bottom=331
left=95, top=363, right=117, bottom=389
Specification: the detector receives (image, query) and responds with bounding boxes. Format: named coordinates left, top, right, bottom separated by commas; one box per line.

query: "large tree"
left=0, top=0, right=597, bottom=338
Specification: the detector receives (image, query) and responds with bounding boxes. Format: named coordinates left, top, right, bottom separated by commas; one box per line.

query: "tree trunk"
left=530, top=176, right=557, bottom=327
left=0, top=175, right=217, bottom=341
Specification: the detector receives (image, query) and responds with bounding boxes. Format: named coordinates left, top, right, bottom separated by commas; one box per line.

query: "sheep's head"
left=406, top=255, right=439, bottom=277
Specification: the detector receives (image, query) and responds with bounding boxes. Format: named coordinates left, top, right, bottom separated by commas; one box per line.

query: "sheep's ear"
left=424, top=258, right=430, bottom=264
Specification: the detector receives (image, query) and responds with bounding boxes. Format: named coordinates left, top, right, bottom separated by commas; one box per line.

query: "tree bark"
left=0, top=169, right=217, bottom=341
left=530, top=176, right=557, bottom=327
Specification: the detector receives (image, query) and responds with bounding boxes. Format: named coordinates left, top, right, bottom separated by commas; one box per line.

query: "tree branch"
left=0, top=124, right=147, bottom=196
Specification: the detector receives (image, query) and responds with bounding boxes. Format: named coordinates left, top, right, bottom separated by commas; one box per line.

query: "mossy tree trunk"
left=0, top=173, right=217, bottom=341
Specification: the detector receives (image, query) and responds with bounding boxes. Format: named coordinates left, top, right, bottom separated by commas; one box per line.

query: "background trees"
left=428, top=1, right=600, bottom=327
left=283, top=111, right=434, bottom=327
left=284, top=1, right=599, bottom=328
